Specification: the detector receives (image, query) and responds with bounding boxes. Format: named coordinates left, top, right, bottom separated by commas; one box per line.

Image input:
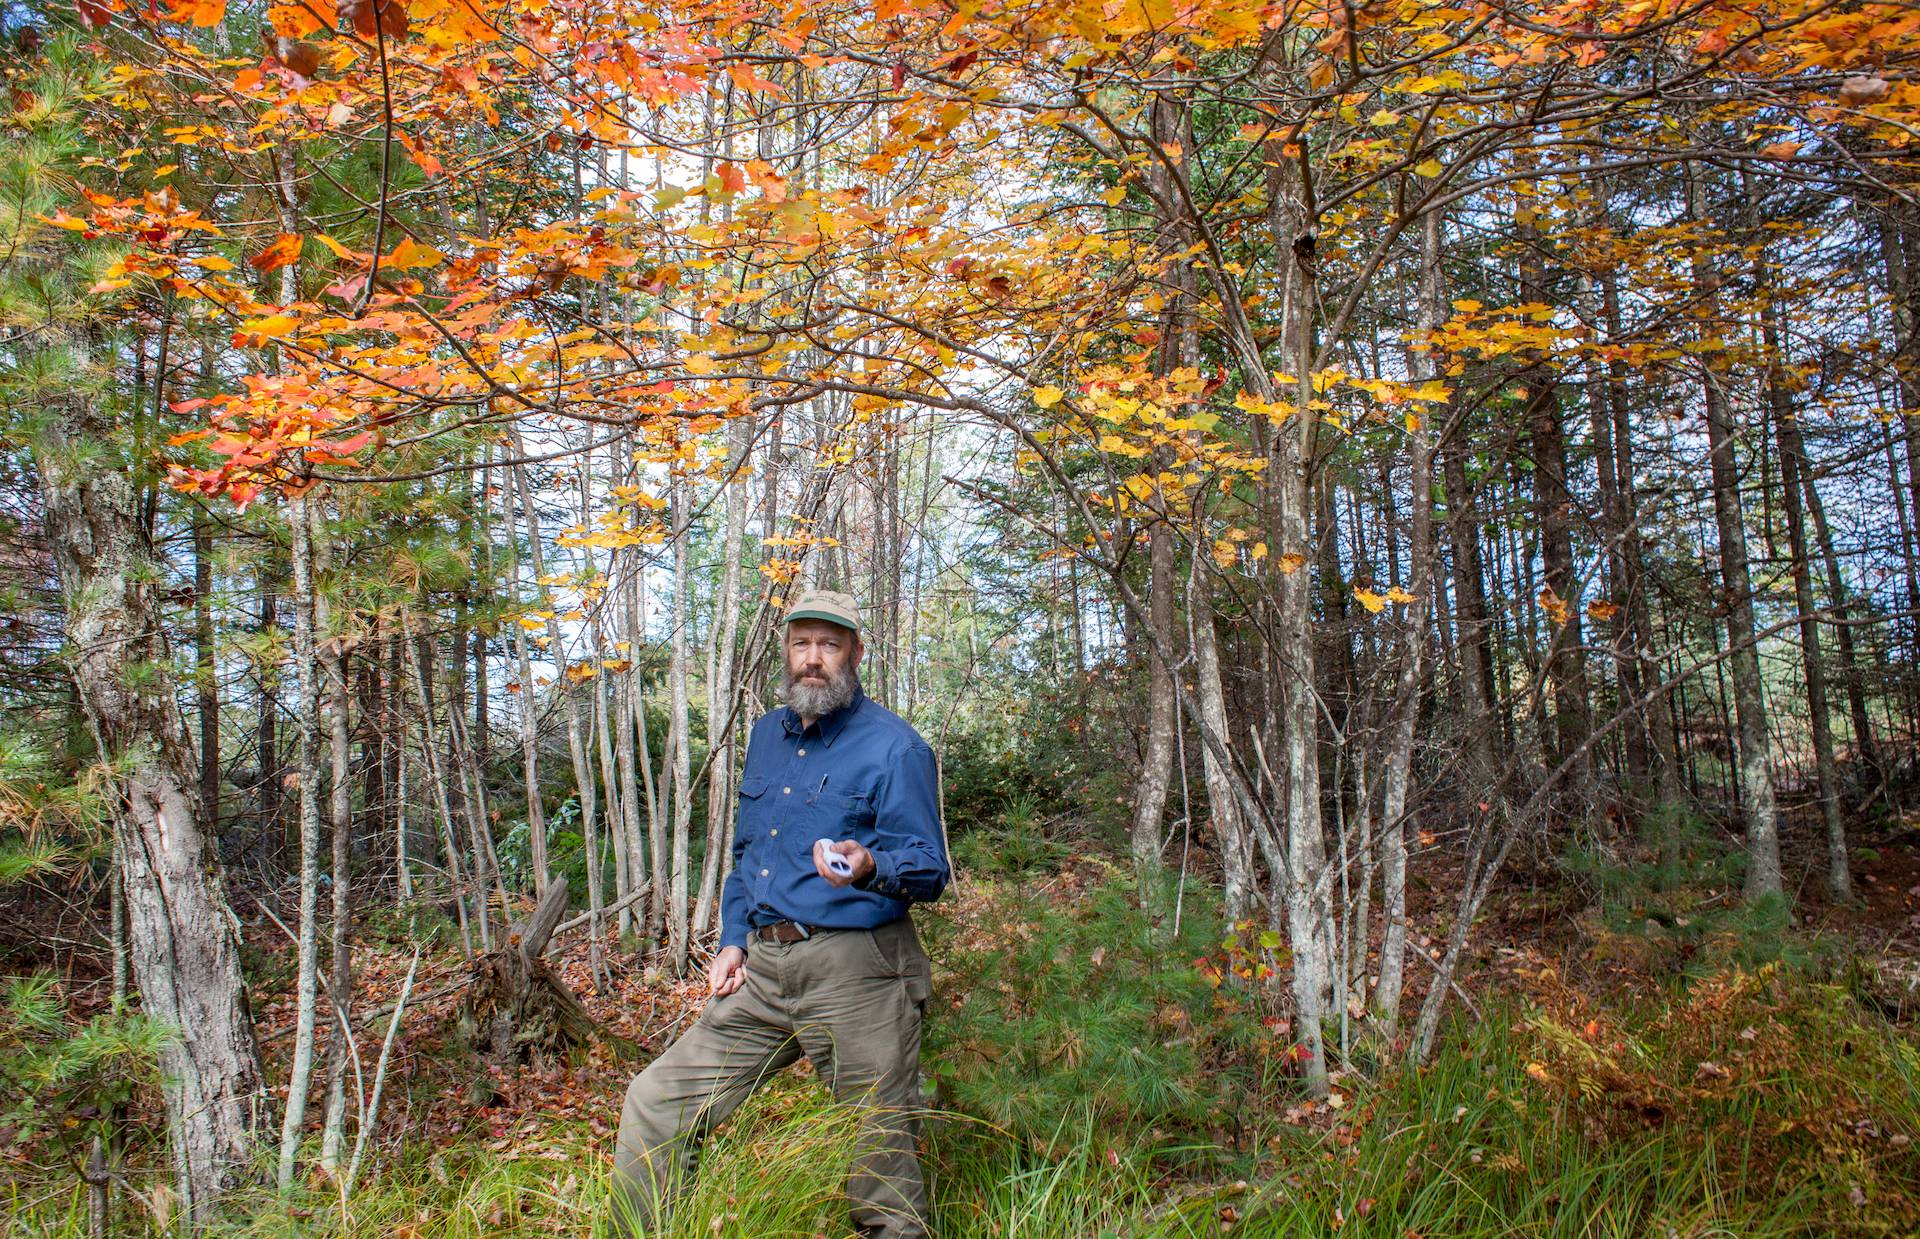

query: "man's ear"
left=850, top=638, right=864, bottom=670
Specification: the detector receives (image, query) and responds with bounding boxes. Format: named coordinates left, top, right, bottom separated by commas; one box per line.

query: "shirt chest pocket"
left=804, top=785, right=875, bottom=837
left=737, top=776, right=773, bottom=838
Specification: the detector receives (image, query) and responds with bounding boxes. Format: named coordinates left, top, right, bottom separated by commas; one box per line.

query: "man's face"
left=784, top=619, right=860, bottom=686
left=780, top=619, right=862, bottom=719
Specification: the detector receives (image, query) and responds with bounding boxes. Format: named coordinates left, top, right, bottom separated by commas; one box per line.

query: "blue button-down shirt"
left=720, top=688, right=951, bottom=953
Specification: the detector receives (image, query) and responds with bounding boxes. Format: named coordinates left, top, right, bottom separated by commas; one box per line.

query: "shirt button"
left=797, top=748, right=807, bottom=756
left=760, top=868, right=769, bottom=877
left=770, top=829, right=778, bottom=837
left=783, top=786, right=791, bottom=794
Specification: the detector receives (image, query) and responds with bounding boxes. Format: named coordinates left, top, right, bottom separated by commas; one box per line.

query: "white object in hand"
left=820, top=841, right=854, bottom=877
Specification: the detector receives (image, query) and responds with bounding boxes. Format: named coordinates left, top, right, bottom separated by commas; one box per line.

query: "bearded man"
left=612, top=589, right=950, bottom=1239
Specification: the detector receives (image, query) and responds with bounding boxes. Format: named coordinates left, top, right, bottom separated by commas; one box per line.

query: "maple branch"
left=351, top=17, right=398, bottom=320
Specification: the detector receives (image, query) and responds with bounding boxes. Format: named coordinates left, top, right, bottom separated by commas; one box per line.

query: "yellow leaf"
left=237, top=314, right=297, bottom=339
left=1354, top=587, right=1388, bottom=613
left=1370, top=109, right=1401, bottom=127
left=1385, top=586, right=1417, bottom=604
left=385, top=238, right=444, bottom=270
left=1414, top=158, right=1443, bottom=177
left=197, top=254, right=236, bottom=271
left=1278, top=552, right=1306, bottom=574
left=1034, top=385, right=1064, bottom=408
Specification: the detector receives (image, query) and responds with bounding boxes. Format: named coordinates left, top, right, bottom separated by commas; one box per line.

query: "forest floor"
left=13, top=791, right=1920, bottom=1238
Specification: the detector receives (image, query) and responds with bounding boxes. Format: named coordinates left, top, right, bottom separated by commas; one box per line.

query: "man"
left=613, top=588, right=950, bottom=1238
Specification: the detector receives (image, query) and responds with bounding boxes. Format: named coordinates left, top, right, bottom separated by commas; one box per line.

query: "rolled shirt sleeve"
left=719, top=851, right=752, bottom=953
left=859, top=739, right=950, bottom=902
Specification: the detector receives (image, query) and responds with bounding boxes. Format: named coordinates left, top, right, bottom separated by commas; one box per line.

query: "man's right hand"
left=708, top=945, right=747, bottom=997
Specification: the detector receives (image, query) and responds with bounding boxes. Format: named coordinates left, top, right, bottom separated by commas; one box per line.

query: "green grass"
left=12, top=863, right=1920, bottom=1239
left=18, top=963, right=1916, bottom=1238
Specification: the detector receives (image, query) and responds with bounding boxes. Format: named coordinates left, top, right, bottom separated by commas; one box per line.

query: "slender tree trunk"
left=667, top=473, right=695, bottom=973
left=1801, top=440, right=1879, bottom=773
left=1187, top=548, right=1256, bottom=922
left=1442, top=431, right=1499, bottom=784
left=1691, top=172, right=1783, bottom=901
left=505, top=477, right=549, bottom=895
left=617, top=562, right=647, bottom=937
left=510, top=443, right=605, bottom=981
left=257, top=568, right=282, bottom=863
left=695, top=425, right=748, bottom=939
left=34, top=379, right=263, bottom=1221
left=1373, top=212, right=1442, bottom=1036
left=1878, top=216, right=1920, bottom=669
left=406, top=627, right=477, bottom=957
left=1599, top=264, right=1688, bottom=807
left=194, top=512, right=220, bottom=840
left=1130, top=514, right=1178, bottom=869
left=317, top=505, right=356, bottom=1172
left=278, top=492, right=324, bottom=1190
left=1766, top=318, right=1852, bottom=901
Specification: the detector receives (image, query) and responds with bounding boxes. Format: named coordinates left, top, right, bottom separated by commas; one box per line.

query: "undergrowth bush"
left=11, top=963, right=1919, bottom=1238
left=919, top=866, right=1265, bottom=1156
left=1561, top=803, right=1835, bottom=975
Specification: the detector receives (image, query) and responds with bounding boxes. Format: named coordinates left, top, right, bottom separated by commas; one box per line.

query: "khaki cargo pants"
left=612, top=915, right=934, bottom=1238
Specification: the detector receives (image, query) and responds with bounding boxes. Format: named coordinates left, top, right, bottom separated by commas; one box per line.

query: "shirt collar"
left=780, top=686, right=866, bottom=745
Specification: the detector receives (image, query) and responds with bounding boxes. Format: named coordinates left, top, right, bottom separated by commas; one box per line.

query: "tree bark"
left=1373, top=211, right=1442, bottom=1036
left=278, top=492, right=324, bottom=1190
left=1691, top=172, right=1782, bottom=901
left=510, top=443, right=606, bottom=981
left=317, top=503, right=356, bottom=1173
left=667, top=472, right=695, bottom=973
left=194, top=511, right=220, bottom=839
left=34, top=381, right=264, bottom=1223
left=1767, top=328, right=1852, bottom=901
left=1130, top=514, right=1178, bottom=870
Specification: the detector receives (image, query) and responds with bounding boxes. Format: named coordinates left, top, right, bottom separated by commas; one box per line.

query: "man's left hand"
left=814, top=838, right=875, bottom=887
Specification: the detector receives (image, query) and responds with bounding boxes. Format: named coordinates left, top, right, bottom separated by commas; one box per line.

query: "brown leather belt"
left=752, top=921, right=816, bottom=944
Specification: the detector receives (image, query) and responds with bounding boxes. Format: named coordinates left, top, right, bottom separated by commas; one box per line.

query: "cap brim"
left=784, top=609, right=859, bottom=632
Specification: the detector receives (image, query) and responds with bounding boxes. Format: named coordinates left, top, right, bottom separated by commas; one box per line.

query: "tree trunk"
left=1691, top=172, right=1782, bottom=901
left=1767, top=329, right=1852, bottom=901
left=34, top=382, right=264, bottom=1223
left=1598, top=263, right=1688, bottom=808
left=194, top=512, right=220, bottom=839
left=256, top=567, right=282, bottom=864
left=696, top=422, right=749, bottom=938
left=1130, top=514, right=1178, bottom=870
left=1878, top=216, right=1920, bottom=669
left=510, top=443, right=606, bottom=981
left=504, top=474, right=550, bottom=895
left=667, top=473, right=696, bottom=974
left=1441, top=428, right=1499, bottom=783
left=1373, top=211, right=1442, bottom=1037
left=460, top=878, right=597, bottom=1084
left=1187, top=550, right=1256, bottom=922
left=278, top=492, right=325, bottom=1190
left=406, top=626, right=478, bottom=957
left=316, top=505, right=356, bottom=1173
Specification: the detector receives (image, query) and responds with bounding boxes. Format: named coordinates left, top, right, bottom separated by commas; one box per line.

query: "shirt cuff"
left=860, top=847, right=901, bottom=897
left=720, top=924, right=750, bottom=953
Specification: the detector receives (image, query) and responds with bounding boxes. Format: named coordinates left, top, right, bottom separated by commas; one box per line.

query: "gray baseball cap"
left=784, top=588, right=861, bottom=634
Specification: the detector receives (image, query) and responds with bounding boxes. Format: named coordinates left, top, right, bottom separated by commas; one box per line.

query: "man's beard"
left=779, top=664, right=860, bottom=719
